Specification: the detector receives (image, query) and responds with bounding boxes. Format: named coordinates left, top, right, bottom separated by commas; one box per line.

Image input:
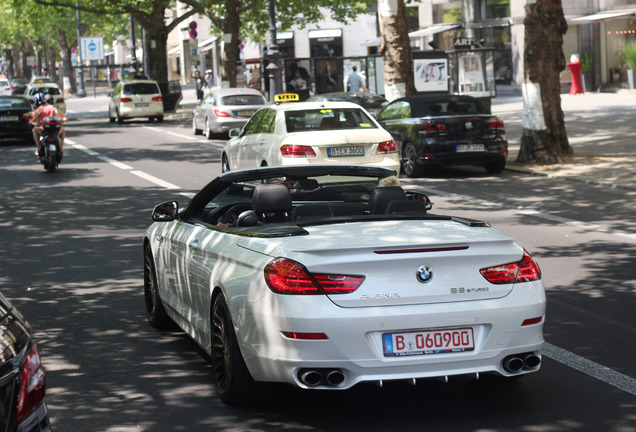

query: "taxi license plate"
left=328, top=146, right=364, bottom=157
left=0, top=115, right=19, bottom=122
left=383, top=327, right=474, bottom=357
left=456, top=144, right=485, bottom=152
left=135, top=103, right=149, bottom=108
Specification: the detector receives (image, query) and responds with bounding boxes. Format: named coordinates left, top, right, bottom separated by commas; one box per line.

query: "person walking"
left=194, top=70, right=206, bottom=102
left=347, top=65, right=366, bottom=92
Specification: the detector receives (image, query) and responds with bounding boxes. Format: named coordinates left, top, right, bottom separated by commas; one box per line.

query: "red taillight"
left=120, top=97, right=133, bottom=103
left=420, top=120, right=447, bottom=132
left=281, top=332, right=328, bottom=340
left=16, top=343, right=46, bottom=422
left=152, top=95, right=162, bottom=102
left=480, top=250, right=541, bottom=285
left=377, top=140, right=398, bottom=154
left=56, top=98, right=64, bottom=104
left=521, top=317, right=543, bottom=326
left=23, top=113, right=33, bottom=121
left=488, top=118, right=505, bottom=129
left=214, top=109, right=231, bottom=118
left=264, top=258, right=364, bottom=295
left=280, top=144, right=317, bottom=158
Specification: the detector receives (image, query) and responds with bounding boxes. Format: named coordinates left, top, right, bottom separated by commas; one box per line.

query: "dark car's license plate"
left=456, top=144, right=485, bottom=152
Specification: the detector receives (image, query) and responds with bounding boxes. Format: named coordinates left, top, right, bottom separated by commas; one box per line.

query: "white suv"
left=109, top=79, right=164, bottom=124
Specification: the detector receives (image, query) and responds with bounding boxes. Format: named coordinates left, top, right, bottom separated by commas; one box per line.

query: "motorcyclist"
left=31, top=93, right=67, bottom=157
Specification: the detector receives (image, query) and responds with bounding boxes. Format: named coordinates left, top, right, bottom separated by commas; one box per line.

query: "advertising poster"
left=414, top=58, right=448, bottom=92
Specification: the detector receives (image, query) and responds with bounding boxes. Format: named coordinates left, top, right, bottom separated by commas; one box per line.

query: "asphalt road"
left=0, top=96, right=634, bottom=431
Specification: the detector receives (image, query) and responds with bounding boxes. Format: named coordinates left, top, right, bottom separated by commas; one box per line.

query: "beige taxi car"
left=108, top=79, right=163, bottom=124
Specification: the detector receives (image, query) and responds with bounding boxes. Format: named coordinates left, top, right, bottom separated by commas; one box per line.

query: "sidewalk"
left=492, top=89, right=636, bottom=190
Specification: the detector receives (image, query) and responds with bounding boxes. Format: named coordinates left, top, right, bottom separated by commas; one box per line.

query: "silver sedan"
left=192, top=88, right=267, bottom=139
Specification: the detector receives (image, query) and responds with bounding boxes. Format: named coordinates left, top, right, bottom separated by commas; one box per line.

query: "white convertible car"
left=143, top=165, right=545, bottom=404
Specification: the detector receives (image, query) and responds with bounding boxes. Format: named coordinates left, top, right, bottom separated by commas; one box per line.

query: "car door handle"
left=189, top=238, right=200, bottom=251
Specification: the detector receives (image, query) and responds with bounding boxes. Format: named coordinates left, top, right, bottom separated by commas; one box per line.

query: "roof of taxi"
left=271, top=100, right=368, bottom=112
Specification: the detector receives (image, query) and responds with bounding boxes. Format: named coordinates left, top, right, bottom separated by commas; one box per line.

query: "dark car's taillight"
left=480, top=250, right=541, bottom=285
left=488, top=118, right=505, bottom=130
left=419, top=120, right=447, bottom=133
left=264, top=258, right=364, bottom=295
left=16, top=343, right=46, bottom=422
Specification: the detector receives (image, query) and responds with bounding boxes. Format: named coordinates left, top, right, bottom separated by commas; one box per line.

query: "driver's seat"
left=252, top=183, right=293, bottom=224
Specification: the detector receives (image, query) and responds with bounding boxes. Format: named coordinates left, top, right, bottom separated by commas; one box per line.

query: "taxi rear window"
left=285, top=108, right=377, bottom=132
left=123, top=83, right=160, bottom=95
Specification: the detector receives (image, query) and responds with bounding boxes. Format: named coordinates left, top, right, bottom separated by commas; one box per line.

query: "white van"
left=108, top=79, right=164, bottom=124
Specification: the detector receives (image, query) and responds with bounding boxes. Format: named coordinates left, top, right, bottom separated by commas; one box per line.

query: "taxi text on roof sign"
left=274, top=93, right=299, bottom=103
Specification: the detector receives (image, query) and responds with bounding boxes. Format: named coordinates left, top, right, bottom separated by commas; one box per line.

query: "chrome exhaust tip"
left=325, top=369, right=345, bottom=386
left=299, top=370, right=322, bottom=387
left=502, top=356, right=525, bottom=373
left=523, top=353, right=541, bottom=369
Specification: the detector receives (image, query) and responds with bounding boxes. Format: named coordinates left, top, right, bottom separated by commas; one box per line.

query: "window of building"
left=477, top=0, right=510, bottom=20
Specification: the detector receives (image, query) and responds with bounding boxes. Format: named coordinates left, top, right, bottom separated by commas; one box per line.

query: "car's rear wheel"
left=402, top=143, right=424, bottom=178
left=485, top=159, right=506, bottom=174
left=116, top=110, right=123, bottom=124
left=144, top=244, right=172, bottom=329
left=205, top=118, right=214, bottom=140
left=211, top=294, right=255, bottom=404
left=221, top=154, right=230, bottom=173
left=193, top=117, right=202, bottom=135
left=109, top=109, right=115, bottom=123
left=157, top=115, right=164, bottom=123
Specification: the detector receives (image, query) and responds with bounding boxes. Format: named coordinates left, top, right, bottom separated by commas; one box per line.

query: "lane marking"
left=142, top=126, right=227, bottom=146
left=130, top=170, right=180, bottom=190
left=543, top=343, right=636, bottom=396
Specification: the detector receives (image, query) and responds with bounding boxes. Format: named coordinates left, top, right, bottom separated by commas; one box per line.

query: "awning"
left=568, top=9, right=636, bottom=25
left=409, top=23, right=462, bottom=38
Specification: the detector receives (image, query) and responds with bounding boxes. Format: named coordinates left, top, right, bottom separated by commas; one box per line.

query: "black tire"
left=205, top=118, right=214, bottom=140
left=211, top=294, right=255, bottom=404
left=402, top=143, right=423, bottom=178
left=109, top=110, right=115, bottom=123
left=485, top=159, right=506, bottom=174
left=116, top=110, right=123, bottom=124
left=46, top=152, right=56, bottom=173
left=157, top=115, right=164, bottom=123
left=143, top=244, right=173, bottom=329
left=193, top=117, right=202, bottom=135
left=221, top=154, right=230, bottom=173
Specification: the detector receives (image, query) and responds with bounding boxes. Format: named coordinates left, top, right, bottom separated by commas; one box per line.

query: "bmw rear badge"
left=416, top=266, right=433, bottom=283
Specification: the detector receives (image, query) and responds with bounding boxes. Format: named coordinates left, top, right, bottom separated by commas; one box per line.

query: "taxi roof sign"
left=274, top=93, right=299, bottom=103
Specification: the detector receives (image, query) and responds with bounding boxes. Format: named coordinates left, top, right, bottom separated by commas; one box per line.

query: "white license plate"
left=0, top=115, right=18, bottom=122
left=49, top=144, right=56, bottom=151
left=383, top=327, right=474, bottom=357
left=328, top=146, right=364, bottom=157
left=238, top=110, right=255, bottom=117
left=135, top=103, right=149, bottom=107
left=456, top=144, right=485, bottom=152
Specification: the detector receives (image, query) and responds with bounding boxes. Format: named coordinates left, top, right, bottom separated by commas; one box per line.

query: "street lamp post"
left=266, top=0, right=282, bottom=103
left=75, top=1, right=86, bottom=97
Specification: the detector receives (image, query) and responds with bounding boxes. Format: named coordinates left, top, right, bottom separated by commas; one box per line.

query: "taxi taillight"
left=152, top=96, right=162, bottom=102
left=280, top=145, right=316, bottom=158
left=120, top=97, right=133, bottom=103
left=377, top=140, right=398, bottom=154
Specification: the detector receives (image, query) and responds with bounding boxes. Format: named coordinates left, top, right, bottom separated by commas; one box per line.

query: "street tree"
left=377, top=0, right=415, bottom=101
left=518, top=0, right=573, bottom=164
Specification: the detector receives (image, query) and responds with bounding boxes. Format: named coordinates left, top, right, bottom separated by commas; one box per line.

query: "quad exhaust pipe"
left=298, top=369, right=345, bottom=387
left=502, top=352, right=541, bottom=373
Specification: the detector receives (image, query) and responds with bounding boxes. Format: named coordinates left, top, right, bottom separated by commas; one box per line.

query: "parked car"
left=307, top=92, right=389, bottom=117
left=10, top=77, right=28, bottom=95
left=0, top=79, right=12, bottom=96
left=222, top=94, right=400, bottom=174
left=108, top=79, right=164, bottom=124
left=0, top=291, right=51, bottom=431
left=192, top=88, right=267, bottom=139
left=376, top=94, right=508, bottom=177
left=143, top=164, right=545, bottom=404
left=0, top=95, right=34, bottom=145
left=24, top=83, right=66, bottom=113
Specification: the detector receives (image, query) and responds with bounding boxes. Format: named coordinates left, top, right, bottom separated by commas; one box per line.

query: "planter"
left=628, top=69, right=636, bottom=90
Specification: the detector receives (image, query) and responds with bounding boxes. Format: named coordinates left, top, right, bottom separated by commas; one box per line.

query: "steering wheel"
left=219, top=203, right=252, bottom=226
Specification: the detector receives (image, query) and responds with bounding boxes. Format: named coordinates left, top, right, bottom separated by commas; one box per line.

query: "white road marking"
left=129, top=170, right=180, bottom=190
left=543, top=343, right=636, bottom=396
left=142, top=126, right=227, bottom=146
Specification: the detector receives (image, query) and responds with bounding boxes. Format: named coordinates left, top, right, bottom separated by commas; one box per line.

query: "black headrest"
left=252, top=184, right=293, bottom=214
left=369, top=187, right=407, bottom=214
left=385, top=199, right=427, bottom=215
left=292, top=203, right=333, bottom=222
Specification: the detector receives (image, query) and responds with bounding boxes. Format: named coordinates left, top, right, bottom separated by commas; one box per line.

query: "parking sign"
left=80, top=37, right=105, bottom=61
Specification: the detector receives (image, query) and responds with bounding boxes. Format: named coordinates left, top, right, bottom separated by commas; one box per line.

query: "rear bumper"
left=412, top=139, right=508, bottom=167
left=17, top=401, right=51, bottom=432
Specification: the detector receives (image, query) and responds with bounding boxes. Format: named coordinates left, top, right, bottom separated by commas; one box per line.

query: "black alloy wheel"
left=143, top=244, right=172, bottom=329
left=211, top=294, right=254, bottom=404
left=402, top=142, right=424, bottom=178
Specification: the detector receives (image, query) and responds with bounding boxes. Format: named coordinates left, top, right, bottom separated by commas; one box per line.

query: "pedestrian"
left=204, top=69, right=213, bottom=92
left=194, top=70, right=206, bottom=102
left=347, top=65, right=366, bottom=92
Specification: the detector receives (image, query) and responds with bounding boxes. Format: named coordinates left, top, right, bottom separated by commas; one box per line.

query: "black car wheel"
left=116, top=110, right=123, bottom=124
left=144, top=244, right=172, bottom=329
left=485, top=159, right=506, bottom=174
left=211, top=294, right=254, bottom=404
left=221, top=154, right=230, bottom=173
left=205, top=118, right=214, bottom=140
left=402, top=143, right=423, bottom=178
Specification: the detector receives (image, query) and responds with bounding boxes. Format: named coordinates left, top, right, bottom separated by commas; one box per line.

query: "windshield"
left=285, top=108, right=377, bottom=132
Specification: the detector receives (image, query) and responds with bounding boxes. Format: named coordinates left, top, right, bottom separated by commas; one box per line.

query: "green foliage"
left=622, top=41, right=636, bottom=70
left=580, top=51, right=592, bottom=75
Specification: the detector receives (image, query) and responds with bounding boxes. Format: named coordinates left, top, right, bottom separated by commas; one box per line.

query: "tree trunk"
left=48, top=44, right=58, bottom=83
left=57, top=28, right=76, bottom=95
left=148, top=3, right=169, bottom=82
left=222, top=0, right=241, bottom=88
left=378, top=0, right=415, bottom=101
left=518, top=0, right=572, bottom=164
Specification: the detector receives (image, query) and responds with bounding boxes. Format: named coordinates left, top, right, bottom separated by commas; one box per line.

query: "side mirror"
left=152, top=201, right=179, bottom=221
left=228, top=128, right=241, bottom=138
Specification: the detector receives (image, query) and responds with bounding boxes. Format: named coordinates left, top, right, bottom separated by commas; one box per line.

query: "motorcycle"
left=37, top=116, right=63, bottom=173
